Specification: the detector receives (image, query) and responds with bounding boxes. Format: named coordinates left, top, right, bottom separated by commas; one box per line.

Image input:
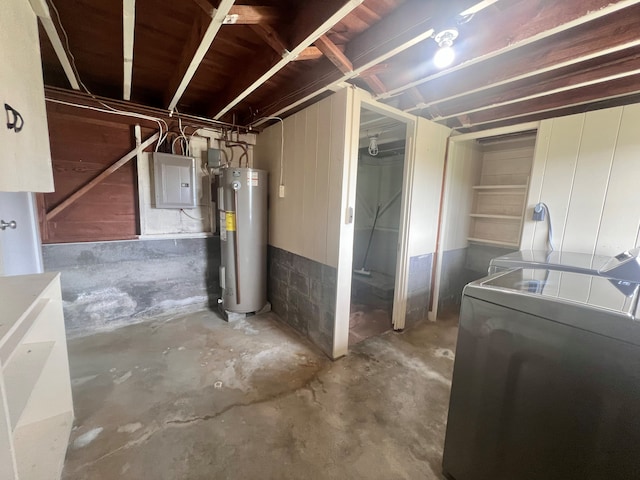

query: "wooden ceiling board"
left=36, top=0, right=640, bottom=134
left=42, top=0, right=123, bottom=97
left=178, top=25, right=281, bottom=115
left=130, top=0, right=201, bottom=106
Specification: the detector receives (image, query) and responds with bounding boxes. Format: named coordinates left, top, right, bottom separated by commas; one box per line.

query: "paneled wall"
left=254, top=89, right=349, bottom=268
left=407, top=118, right=451, bottom=257
left=521, top=104, right=640, bottom=255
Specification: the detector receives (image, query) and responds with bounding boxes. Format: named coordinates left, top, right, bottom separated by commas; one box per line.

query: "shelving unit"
left=467, top=136, right=535, bottom=248
left=0, top=273, right=73, bottom=480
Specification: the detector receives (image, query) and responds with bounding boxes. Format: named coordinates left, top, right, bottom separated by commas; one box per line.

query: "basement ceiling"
left=38, top=0, right=640, bottom=132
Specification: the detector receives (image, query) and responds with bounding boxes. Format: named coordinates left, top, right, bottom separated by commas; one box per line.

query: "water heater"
left=218, top=167, right=268, bottom=315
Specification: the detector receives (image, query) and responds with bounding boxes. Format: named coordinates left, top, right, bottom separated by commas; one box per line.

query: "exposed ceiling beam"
left=382, top=0, right=640, bottom=100
left=226, top=5, right=280, bottom=24
left=191, top=0, right=215, bottom=17
left=429, top=49, right=640, bottom=121
left=293, top=46, right=323, bottom=61
left=250, top=24, right=288, bottom=56
left=249, top=0, right=483, bottom=125
left=28, top=0, right=80, bottom=90
left=454, top=73, right=640, bottom=129
left=165, top=0, right=235, bottom=112
left=455, top=93, right=640, bottom=134
left=315, top=35, right=352, bottom=74
left=403, top=3, right=640, bottom=113
left=361, top=75, right=386, bottom=96
left=211, top=0, right=364, bottom=120
left=122, top=0, right=135, bottom=100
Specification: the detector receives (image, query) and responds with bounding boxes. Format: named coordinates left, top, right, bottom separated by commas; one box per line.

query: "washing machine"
left=442, top=259, right=640, bottom=480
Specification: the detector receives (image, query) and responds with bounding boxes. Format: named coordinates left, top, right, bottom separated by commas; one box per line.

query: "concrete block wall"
left=43, top=237, right=221, bottom=337
left=405, top=254, right=433, bottom=328
left=268, top=246, right=336, bottom=357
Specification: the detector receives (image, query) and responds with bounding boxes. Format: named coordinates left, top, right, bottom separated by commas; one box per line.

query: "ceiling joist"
left=315, top=35, right=353, bottom=75
left=122, top=0, right=135, bottom=100
left=403, top=3, right=640, bottom=114
left=165, top=0, right=235, bottom=112
left=384, top=0, right=640, bottom=101
left=250, top=0, right=483, bottom=125
left=210, top=0, right=364, bottom=120
left=28, top=0, right=80, bottom=90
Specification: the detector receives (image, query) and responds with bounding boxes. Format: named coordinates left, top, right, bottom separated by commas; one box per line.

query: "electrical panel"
left=152, top=153, right=197, bottom=209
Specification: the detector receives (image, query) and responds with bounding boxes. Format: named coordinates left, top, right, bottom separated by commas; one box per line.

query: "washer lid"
left=489, top=250, right=610, bottom=275
left=464, top=268, right=640, bottom=345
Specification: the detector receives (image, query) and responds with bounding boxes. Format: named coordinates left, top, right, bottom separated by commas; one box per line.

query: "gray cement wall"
left=43, top=237, right=221, bottom=337
left=267, top=246, right=336, bottom=358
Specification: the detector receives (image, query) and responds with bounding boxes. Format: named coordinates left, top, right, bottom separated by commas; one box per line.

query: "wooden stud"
left=46, top=132, right=159, bottom=221
left=165, top=0, right=236, bottom=111
left=315, top=35, right=353, bottom=75
left=122, top=0, right=135, bottom=101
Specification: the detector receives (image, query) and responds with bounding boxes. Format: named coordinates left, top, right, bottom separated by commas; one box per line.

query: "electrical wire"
left=180, top=209, right=205, bottom=221
left=50, top=0, right=169, bottom=151
left=536, top=202, right=554, bottom=251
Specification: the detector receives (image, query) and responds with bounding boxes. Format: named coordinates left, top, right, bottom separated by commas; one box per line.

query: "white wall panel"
left=440, top=140, right=482, bottom=251
left=254, top=90, right=349, bottom=267
left=522, top=104, right=640, bottom=256
left=408, top=118, right=451, bottom=257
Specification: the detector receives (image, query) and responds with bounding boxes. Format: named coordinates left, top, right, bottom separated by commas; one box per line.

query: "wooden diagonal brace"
left=46, top=132, right=159, bottom=221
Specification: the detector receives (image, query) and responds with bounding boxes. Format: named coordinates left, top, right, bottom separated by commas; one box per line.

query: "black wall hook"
left=4, top=103, right=24, bottom=133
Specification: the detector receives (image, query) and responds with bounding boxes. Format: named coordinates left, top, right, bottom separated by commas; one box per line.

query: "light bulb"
left=368, top=136, right=379, bottom=156
left=434, top=46, right=455, bottom=69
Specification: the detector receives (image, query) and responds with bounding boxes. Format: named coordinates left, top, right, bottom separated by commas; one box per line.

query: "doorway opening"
left=349, top=107, right=407, bottom=345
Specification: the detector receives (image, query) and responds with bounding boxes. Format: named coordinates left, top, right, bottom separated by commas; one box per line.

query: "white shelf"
left=13, top=411, right=73, bottom=480
left=472, top=184, right=527, bottom=190
left=469, top=214, right=521, bottom=220
left=3, top=341, right=55, bottom=430
left=0, top=273, right=72, bottom=480
left=468, top=237, right=520, bottom=248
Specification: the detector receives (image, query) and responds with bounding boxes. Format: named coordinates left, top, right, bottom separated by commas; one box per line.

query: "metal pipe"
left=233, top=188, right=241, bottom=305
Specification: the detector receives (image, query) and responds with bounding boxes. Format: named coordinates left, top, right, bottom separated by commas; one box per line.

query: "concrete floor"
left=62, top=310, right=458, bottom=480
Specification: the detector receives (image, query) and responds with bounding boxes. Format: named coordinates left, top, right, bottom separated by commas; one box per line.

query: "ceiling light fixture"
left=368, top=134, right=379, bottom=156
left=433, top=28, right=459, bottom=69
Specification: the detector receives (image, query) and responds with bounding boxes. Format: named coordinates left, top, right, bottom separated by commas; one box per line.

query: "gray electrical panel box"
left=152, top=153, right=197, bottom=209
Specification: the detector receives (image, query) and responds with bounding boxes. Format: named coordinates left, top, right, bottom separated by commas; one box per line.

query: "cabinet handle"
left=4, top=103, right=24, bottom=133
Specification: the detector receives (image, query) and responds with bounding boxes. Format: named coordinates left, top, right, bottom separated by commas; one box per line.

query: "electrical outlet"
left=278, top=185, right=286, bottom=198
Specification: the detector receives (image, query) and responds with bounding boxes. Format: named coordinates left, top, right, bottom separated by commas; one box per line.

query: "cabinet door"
left=0, top=0, right=54, bottom=193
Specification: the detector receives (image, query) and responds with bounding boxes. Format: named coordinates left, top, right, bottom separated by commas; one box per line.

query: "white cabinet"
left=0, top=0, right=54, bottom=192
left=0, top=273, right=73, bottom=479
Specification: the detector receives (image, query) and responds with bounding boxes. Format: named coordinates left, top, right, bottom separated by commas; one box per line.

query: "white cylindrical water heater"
left=218, top=167, right=268, bottom=313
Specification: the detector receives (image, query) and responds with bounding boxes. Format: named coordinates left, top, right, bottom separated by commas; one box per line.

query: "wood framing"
left=315, top=35, right=353, bottom=74
left=28, top=0, right=80, bottom=90
left=46, top=132, right=159, bottom=221
left=122, top=0, right=135, bottom=100
left=165, top=0, right=235, bottom=111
